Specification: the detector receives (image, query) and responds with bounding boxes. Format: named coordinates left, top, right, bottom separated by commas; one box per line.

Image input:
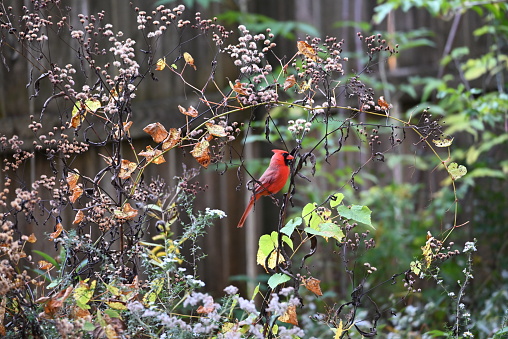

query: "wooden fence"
left=0, top=0, right=486, bottom=295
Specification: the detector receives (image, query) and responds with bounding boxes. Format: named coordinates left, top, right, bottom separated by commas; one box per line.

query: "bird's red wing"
left=254, top=165, right=283, bottom=196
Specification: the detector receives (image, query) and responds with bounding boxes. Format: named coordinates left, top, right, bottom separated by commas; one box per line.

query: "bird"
left=237, top=149, right=294, bottom=228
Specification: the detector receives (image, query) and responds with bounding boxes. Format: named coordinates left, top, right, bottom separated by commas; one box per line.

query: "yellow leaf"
left=298, top=78, right=313, bottom=93
left=432, top=136, right=454, bottom=147
left=155, top=57, right=166, bottom=71
left=106, top=300, right=127, bottom=310
left=142, top=277, right=164, bottom=305
left=183, top=52, right=197, bottom=70
left=334, top=319, right=344, bottom=339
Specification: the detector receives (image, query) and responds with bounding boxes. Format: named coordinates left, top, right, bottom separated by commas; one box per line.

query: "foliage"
left=0, top=0, right=498, bottom=338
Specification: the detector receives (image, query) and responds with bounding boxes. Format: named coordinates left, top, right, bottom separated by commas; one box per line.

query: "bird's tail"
left=237, top=197, right=256, bottom=228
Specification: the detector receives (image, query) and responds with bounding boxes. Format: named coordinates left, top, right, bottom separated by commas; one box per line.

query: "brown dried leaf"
left=230, top=81, right=248, bottom=96
left=69, top=186, right=83, bottom=203
left=73, top=210, right=85, bottom=224
left=377, top=96, right=390, bottom=111
left=71, top=111, right=83, bottom=128
left=183, top=52, right=197, bottom=70
left=205, top=123, right=227, bottom=137
left=178, top=105, right=198, bottom=118
left=72, top=305, right=91, bottom=319
left=297, top=41, right=318, bottom=61
left=283, top=74, right=296, bottom=91
left=123, top=121, right=133, bottom=135
left=302, top=277, right=323, bottom=296
left=197, top=304, right=215, bottom=314
left=155, top=57, right=166, bottom=71
left=27, top=233, right=37, bottom=243
left=279, top=304, right=298, bottom=326
left=187, top=106, right=198, bottom=117
left=49, top=222, right=63, bottom=240
left=191, top=140, right=211, bottom=168
left=162, top=128, right=181, bottom=150
left=138, top=146, right=166, bottom=164
left=114, top=121, right=133, bottom=139
left=143, top=122, right=169, bottom=143
left=66, top=172, right=80, bottom=190
left=41, top=286, right=74, bottom=319
left=119, top=159, right=137, bottom=179
left=38, top=260, right=54, bottom=270
left=114, top=203, right=138, bottom=220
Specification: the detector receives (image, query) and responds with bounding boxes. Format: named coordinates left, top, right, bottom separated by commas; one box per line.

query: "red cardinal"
left=237, top=149, right=294, bottom=228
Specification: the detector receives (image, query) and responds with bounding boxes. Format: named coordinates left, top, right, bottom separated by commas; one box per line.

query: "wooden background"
left=0, top=0, right=487, bottom=295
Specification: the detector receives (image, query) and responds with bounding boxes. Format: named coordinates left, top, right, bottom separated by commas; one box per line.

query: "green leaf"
left=333, top=20, right=372, bottom=31
left=146, top=203, right=163, bottom=213
left=302, top=203, right=320, bottom=229
left=336, top=205, right=374, bottom=228
left=267, top=273, right=291, bottom=289
left=142, top=277, right=164, bottom=305
left=105, top=282, right=120, bottom=296
left=467, top=134, right=508, bottom=164
left=468, top=167, right=506, bottom=179
left=282, top=235, right=293, bottom=251
left=425, top=329, right=451, bottom=338
left=73, top=279, right=96, bottom=310
left=410, top=261, right=422, bottom=275
left=304, top=223, right=344, bottom=242
left=251, top=283, right=260, bottom=300
left=32, top=250, right=59, bottom=269
left=82, top=321, right=95, bottom=332
left=47, top=278, right=62, bottom=289
left=258, top=233, right=276, bottom=256
left=330, top=193, right=344, bottom=208
left=104, top=308, right=122, bottom=319
left=493, top=327, right=508, bottom=339
left=447, top=162, right=467, bottom=180
left=373, top=3, right=397, bottom=24
left=280, top=217, right=302, bottom=236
